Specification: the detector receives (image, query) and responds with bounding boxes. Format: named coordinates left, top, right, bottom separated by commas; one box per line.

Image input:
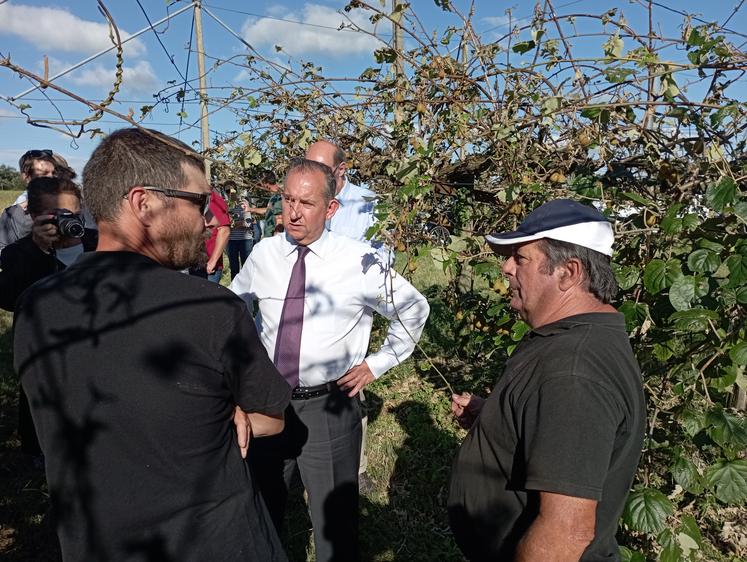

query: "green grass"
left=0, top=244, right=473, bottom=561
left=0, top=191, right=23, bottom=209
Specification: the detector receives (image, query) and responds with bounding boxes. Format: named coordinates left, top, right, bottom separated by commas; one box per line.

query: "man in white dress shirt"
left=305, top=140, right=378, bottom=244
left=230, top=158, right=429, bottom=561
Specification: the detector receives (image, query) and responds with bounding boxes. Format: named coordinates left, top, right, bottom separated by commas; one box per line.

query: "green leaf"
left=706, top=460, right=747, bottom=504
left=604, top=67, right=635, bottom=83
left=687, top=249, right=720, bottom=273
left=658, top=530, right=682, bottom=562
left=511, top=320, right=530, bottom=341
left=726, top=254, right=747, bottom=286
left=679, top=514, right=703, bottom=547
left=734, top=201, right=747, bottom=223
left=676, top=531, right=699, bottom=557
left=541, top=96, right=561, bottom=115
left=669, top=308, right=719, bottom=332
left=644, top=259, right=682, bottom=294
left=730, top=342, right=747, bottom=365
left=660, top=203, right=684, bottom=235
left=622, top=488, right=673, bottom=534
left=614, top=264, right=640, bottom=291
left=706, top=407, right=747, bottom=449
left=652, top=342, right=674, bottom=361
left=669, top=276, right=697, bottom=311
left=698, top=238, right=724, bottom=253
left=603, top=34, right=624, bottom=58
left=622, top=191, right=656, bottom=208
left=680, top=408, right=706, bottom=437
left=672, top=455, right=703, bottom=494
left=512, top=40, right=536, bottom=54
left=682, top=213, right=700, bottom=231
left=618, top=301, right=649, bottom=331
left=618, top=546, right=646, bottom=562
left=706, top=177, right=739, bottom=212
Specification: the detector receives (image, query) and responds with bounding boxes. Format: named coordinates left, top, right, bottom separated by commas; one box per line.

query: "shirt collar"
left=281, top=229, right=331, bottom=260
left=530, top=312, right=625, bottom=337
left=335, top=179, right=352, bottom=206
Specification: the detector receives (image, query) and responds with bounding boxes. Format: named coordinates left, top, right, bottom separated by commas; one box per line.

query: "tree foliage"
left=0, top=164, right=24, bottom=191
left=1, top=1, right=745, bottom=559
left=207, top=3, right=746, bottom=559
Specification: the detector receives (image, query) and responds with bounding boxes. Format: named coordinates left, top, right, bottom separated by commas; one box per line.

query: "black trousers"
left=249, top=387, right=362, bottom=562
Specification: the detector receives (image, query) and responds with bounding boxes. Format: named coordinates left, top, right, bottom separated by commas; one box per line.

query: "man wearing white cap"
left=448, top=199, right=645, bottom=561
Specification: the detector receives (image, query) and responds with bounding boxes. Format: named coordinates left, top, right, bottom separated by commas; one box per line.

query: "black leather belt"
left=291, top=381, right=339, bottom=400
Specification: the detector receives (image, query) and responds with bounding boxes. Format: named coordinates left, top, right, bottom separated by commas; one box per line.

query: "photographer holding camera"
left=227, top=197, right=259, bottom=280
left=0, top=176, right=97, bottom=464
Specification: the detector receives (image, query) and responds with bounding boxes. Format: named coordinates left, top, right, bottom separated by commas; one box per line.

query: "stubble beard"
left=163, top=216, right=208, bottom=270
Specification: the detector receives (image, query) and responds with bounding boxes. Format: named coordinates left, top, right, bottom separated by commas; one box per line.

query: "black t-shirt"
left=448, top=313, right=645, bottom=562
left=14, top=251, right=291, bottom=561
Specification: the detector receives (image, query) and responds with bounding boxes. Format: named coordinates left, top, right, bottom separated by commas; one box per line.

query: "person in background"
left=14, top=127, right=291, bottom=561
left=0, top=149, right=75, bottom=254
left=189, top=190, right=230, bottom=283
left=230, top=159, right=429, bottom=562
left=305, top=139, right=377, bottom=244
left=227, top=194, right=258, bottom=280
left=247, top=170, right=283, bottom=238
left=448, top=199, right=645, bottom=562
left=1, top=176, right=97, bottom=466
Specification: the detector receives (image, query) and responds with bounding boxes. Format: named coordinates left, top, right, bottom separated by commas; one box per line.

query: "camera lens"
left=54, top=212, right=86, bottom=238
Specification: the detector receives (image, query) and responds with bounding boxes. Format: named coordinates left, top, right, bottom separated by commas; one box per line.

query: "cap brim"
left=485, top=232, right=539, bottom=255
left=485, top=221, right=614, bottom=257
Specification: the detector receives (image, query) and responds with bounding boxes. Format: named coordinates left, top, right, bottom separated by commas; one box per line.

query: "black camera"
left=50, top=208, right=85, bottom=238
left=231, top=206, right=252, bottom=225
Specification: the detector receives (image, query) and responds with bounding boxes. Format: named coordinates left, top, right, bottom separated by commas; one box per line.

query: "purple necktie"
left=274, top=246, right=310, bottom=388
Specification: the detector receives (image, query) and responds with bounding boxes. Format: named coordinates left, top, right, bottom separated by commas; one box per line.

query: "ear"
left=125, top=187, right=155, bottom=225
left=325, top=198, right=340, bottom=220
left=557, top=258, right=584, bottom=291
left=337, top=161, right=347, bottom=177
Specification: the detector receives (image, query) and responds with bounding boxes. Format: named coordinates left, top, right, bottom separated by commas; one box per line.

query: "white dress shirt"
left=229, top=230, right=430, bottom=387
left=328, top=180, right=377, bottom=243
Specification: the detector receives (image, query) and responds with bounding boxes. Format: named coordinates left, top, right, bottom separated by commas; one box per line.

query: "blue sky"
left=0, top=1, right=743, bottom=175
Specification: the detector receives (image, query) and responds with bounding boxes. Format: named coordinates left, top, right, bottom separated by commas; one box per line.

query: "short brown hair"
left=26, top=176, right=82, bottom=216
left=82, top=128, right=204, bottom=222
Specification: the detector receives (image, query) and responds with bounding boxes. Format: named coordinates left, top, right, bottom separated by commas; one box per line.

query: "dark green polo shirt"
left=448, top=313, right=645, bottom=561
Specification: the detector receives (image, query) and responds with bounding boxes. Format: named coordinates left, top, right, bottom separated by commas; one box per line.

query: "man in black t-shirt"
left=448, top=199, right=645, bottom=561
left=14, top=128, right=292, bottom=561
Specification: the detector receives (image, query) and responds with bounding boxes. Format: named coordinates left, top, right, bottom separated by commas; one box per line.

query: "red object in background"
left=205, top=191, right=230, bottom=269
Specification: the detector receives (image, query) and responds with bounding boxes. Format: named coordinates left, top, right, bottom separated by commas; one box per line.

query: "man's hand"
left=206, top=257, right=219, bottom=274
left=337, top=362, right=375, bottom=397
left=31, top=214, right=59, bottom=253
left=451, top=392, right=485, bottom=429
left=233, top=406, right=252, bottom=459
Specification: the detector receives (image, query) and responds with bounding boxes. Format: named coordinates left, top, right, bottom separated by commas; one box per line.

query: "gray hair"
left=82, top=128, right=204, bottom=222
left=285, top=158, right=336, bottom=202
left=537, top=238, right=618, bottom=303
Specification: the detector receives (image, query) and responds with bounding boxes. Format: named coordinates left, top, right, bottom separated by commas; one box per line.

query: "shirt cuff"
left=364, top=353, right=396, bottom=378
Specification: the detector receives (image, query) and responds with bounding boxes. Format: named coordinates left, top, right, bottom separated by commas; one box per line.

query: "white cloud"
left=241, top=3, right=382, bottom=57
left=0, top=3, right=145, bottom=56
left=0, top=107, right=19, bottom=118
left=483, top=15, right=513, bottom=29
left=69, top=61, right=158, bottom=94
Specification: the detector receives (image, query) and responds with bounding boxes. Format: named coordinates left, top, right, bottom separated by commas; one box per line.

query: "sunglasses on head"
left=141, top=186, right=212, bottom=216
left=20, top=149, right=54, bottom=168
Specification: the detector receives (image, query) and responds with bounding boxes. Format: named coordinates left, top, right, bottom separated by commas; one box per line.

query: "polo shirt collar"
left=530, top=312, right=625, bottom=337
